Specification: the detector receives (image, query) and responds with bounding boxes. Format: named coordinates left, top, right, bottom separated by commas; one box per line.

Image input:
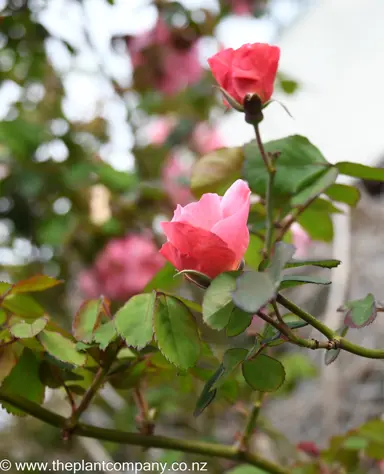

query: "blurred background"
left=1, top=0, right=384, bottom=472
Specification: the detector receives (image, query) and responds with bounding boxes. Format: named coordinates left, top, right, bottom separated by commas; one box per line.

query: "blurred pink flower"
left=157, top=44, right=202, bottom=95
left=127, top=19, right=202, bottom=95
left=79, top=235, right=164, bottom=301
left=291, top=222, right=312, bottom=259
left=150, top=117, right=175, bottom=146
left=192, top=123, right=224, bottom=155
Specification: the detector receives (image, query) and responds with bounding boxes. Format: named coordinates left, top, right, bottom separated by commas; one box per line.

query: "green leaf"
left=114, top=292, right=156, bottom=349
left=10, top=316, right=48, bottom=339
left=38, top=331, right=87, bottom=366
left=226, top=307, right=253, bottom=337
left=324, top=325, right=349, bottom=365
left=191, top=147, right=244, bottom=197
left=298, top=207, right=333, bottom=242
left=343, top=293, right=377, bottom=329
left=143, top=262, right=181, bottom=292
left=242, top=355, right=285, bottom=392
left=1, top=349, right=45, bottom=416
left=359, top=419, right=384, bottom=444
left=154, top=295, right=200, bottom=370
left=172, top=296, right=202, bottom=313
left=193, top=368, right=220, bottom=417
left=232, top=272, right=275, bottom=314
left=203, top=272, right=240, bottom=330
left=343, top=436, right=369, bottom=450
left=267, top=242, right=295, bottom=283
left=337, top=162, right=384, bottom=181
left=93, top=320, right=117, bottom=350
left=11, top=275, right=63, bottom=293
left=279, top=275, right=331, bottom=289
left=72, top=299, right=105, bottom=343
left=243, top=135, right=330, bottom=199
left=2, top=294, right=45, bottom=319
left=291, top=167, right=338, bottom=206
left=211, top=348, right=248, bottom=390
left=0, top=282, right=12, bottom=295
left=285, top=259, right=341, bottom=269
left=325, top=183, right=360, bottom=207
left=244, top=234, right=264, bottom=270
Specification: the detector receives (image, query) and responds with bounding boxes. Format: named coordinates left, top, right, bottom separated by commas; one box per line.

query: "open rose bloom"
left=208, top=42, right=280, bottom=106
left=160, top=180, right=251, bottom=279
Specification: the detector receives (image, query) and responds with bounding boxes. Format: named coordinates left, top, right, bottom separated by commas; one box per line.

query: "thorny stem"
left=254, top=125, right=275, bottom=258
left=275, top=195, right=318, bottom=242
left=276, top=294, right=335, bottom=340
left=255, top=294, right=384, bottom=359
left=0, top=390, right=289, bottom=474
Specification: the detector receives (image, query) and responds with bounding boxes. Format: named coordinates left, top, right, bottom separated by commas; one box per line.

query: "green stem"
left=0, top=390, right=288, bottom=474
left=276, top=294, right=384, bottom=359
left=254, top=125, right=275, bottom=258
left=337, top=337, right=384, bottom=359
left=239, top=392, right=265, bottom=450
left=276, top=294, right=335, bottom=339
left=256, top=311, right=329, bottom=350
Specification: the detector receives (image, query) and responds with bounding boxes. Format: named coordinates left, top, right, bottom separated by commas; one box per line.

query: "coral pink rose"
left=79, top=235, right=164, bottom=301
left=160, top=180, right=251, bottom=278
left=208, top=43, right=280, bottom=106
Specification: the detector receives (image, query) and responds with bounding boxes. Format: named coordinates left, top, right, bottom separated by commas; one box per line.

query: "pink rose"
left=79, top=235, right=164, bottom=301
left=291, top=223, right=312, bottom=259
left=208, top=43, right=280, bottom=106
left=160, top=180, right=251, bottom=278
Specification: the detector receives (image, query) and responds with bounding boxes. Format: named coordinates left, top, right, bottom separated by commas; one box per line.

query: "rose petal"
left=173, top=193, right=223, bottom=230
left=220, top=179, right=251, bottom=218
left=212, top=197, right=250, bottom=263
left=160, top=222, right=237, bottom=278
